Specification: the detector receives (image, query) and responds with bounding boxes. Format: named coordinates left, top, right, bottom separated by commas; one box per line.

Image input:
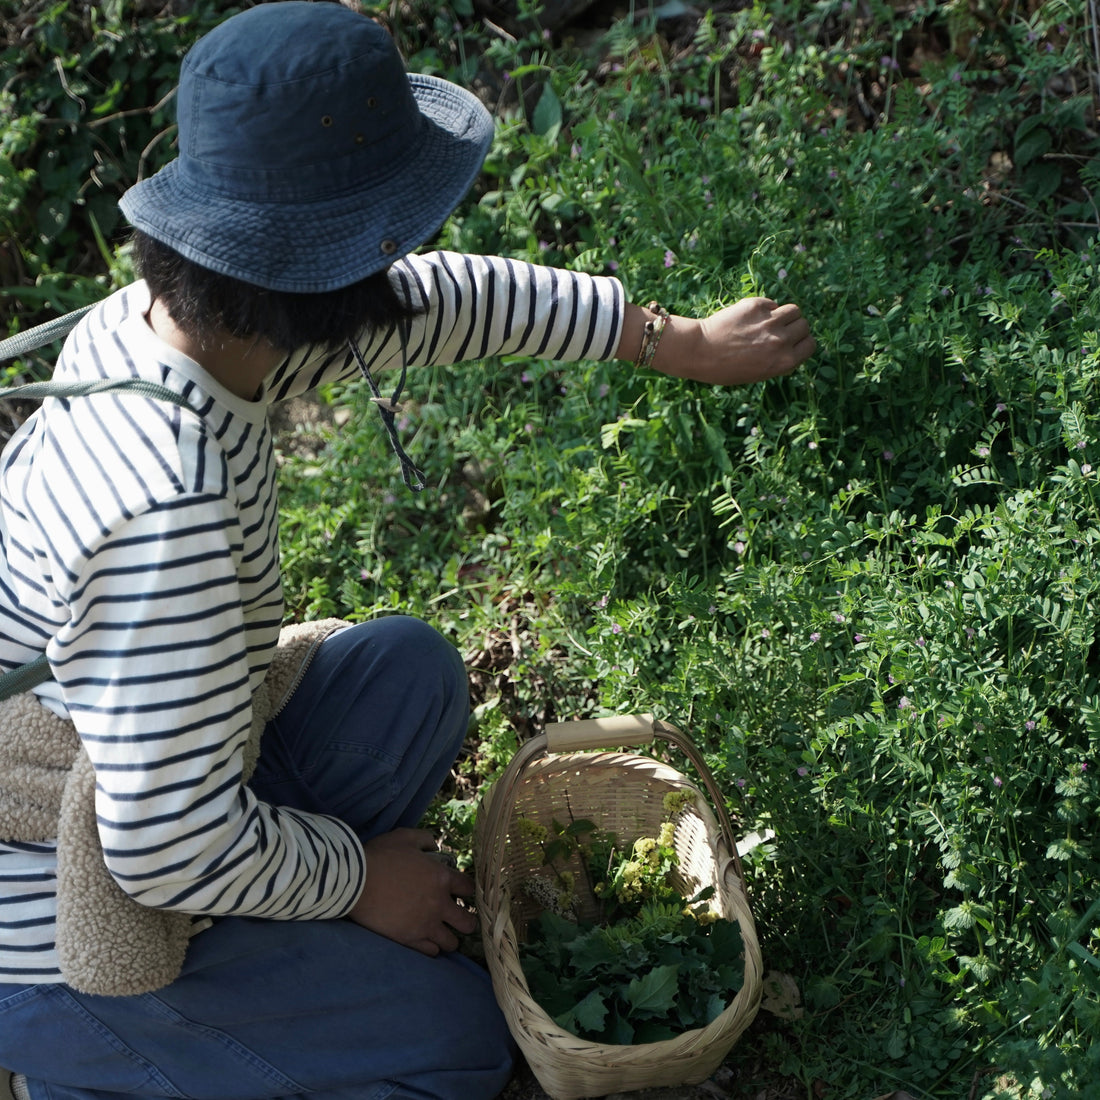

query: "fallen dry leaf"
left=759, top=970, right=804, bottom=1020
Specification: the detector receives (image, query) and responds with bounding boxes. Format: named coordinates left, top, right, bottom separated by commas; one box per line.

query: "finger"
left=448, top=902, right=479, bottom=936
left=773, top=302, right=805, bottom=326
left=783, top=316, right=812, bottom=345
left=774, top=336, right=815, bottom=371
left=411, top=938, right=441, bottom=957
left=448, top=869, right=476, bottom=897
left=406, top=829, right=438, bottom=851
left=435, top=925, right=461, bottom=954
left=793, top=334, right=817, bottom=359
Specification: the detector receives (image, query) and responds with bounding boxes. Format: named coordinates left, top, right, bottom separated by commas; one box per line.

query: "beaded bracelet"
left=635, top=300, right=670, bottom=370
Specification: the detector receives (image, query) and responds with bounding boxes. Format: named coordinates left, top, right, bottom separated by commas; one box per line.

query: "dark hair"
left=132, top=230, right=422, bottom=352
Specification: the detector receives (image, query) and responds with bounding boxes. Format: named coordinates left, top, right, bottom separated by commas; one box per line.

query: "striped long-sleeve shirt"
left=0, top=251, right=624, bottom=982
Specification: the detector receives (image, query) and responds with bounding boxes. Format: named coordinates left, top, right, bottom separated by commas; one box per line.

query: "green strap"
left=0, top=304, right=94, bottom=363
left=0, top=653, right=51, bottom=703
left=0, top=376, right=195, bottom=700
left=2, top=377, right=194, bottom=408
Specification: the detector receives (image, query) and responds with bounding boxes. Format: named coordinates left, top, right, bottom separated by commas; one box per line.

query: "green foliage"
left=0, top=0, right=234, bottom=364
left=522, top=902, right=745, bottom=1044
left=7, top=0, right=1099, bottom=1095
left=273, top=5, right=1098, bottom=1091
left=518, top=811, right=745, bottom=1044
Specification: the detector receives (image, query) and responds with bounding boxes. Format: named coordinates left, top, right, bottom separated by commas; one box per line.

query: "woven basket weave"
left=474, top=714, right=763, bottom=1100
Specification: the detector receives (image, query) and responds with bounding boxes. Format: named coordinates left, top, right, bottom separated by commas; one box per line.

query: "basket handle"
left=540, top=714, right=749, bottom=889
left=544, top=713, right=656, bottom=752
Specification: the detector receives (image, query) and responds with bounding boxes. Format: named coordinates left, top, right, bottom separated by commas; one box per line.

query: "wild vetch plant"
left=380, top=6, right=1097, bottom=1095
left=6, top=0, right=1097, bottom=1095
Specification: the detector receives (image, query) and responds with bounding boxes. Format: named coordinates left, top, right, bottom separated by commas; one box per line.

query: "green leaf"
left=1014, top=123, right=1052, bottom=168
left=634, top=1019, right=680, bottom=1043
left=714, top=964, right=740, bottom=990
left=1021, top=161, right=1062, bottom=203
left=507, top=63, right=550, bottom=80
left=887, top=1026, right=907, bottom=1059
left=542, top=837, right=570, bottom=864
left=626, top=964, right=680, bottom=1016
left=570, top=929, right=617, bottom=975
left=958, top=955, right=999, bottom=982
left=608, top=1011, right=635, bottom=1045
left=572, top=988, right=610, bottom=1033
left=35, top=201, right=69, bottom=240
left=1067, top=943, right=1100, bottom=971
left=600, top=417, right=648, bottom=450
left=531, top=83, right=562, bottom=140
left=707, top=918, right=745, bottom=963
left=702, top=423, right=733, bottom=473
left=944, top=905, right=974, bottom=929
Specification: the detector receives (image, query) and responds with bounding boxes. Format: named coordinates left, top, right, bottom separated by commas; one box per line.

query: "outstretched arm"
left=617, top=297, right=815, bottom=386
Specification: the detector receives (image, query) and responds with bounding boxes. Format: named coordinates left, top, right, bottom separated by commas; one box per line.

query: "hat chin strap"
left=347, top=326, right=426, bottom=492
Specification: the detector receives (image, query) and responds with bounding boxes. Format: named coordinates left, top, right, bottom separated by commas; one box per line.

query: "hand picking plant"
left=517, top=792, right=745, bottom=1045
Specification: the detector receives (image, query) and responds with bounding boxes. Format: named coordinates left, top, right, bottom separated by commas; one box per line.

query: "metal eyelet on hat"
left=380, top=239, right=398, bottom=255
left=355, top=134, right=365, bottom=144
left=321, top=115, right=334, bottom=127
left=367, top=97, right=378, bottom=108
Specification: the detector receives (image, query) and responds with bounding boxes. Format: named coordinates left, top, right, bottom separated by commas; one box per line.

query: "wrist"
left=634, top=301, right=670, bottom=370
left=650, top=314, right=704, bottom=380
left=617, top=303, right=702, bottom=380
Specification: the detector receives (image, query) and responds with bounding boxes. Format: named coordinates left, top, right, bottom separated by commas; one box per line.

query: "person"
left=0, top=2, right=814, bottom=1098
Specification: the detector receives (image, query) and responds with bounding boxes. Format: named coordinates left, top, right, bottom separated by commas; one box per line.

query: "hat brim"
left=120, top=75, right=493, bottom=293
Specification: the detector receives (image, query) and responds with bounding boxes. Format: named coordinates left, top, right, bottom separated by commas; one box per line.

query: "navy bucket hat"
left=120, top=1, right=493, bottom=293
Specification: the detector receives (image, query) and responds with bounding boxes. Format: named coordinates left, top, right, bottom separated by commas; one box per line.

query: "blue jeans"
left=0, top=617, right=514, bottom=1100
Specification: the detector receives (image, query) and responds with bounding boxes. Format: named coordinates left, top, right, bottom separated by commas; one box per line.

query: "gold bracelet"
left=635, top=301, right=670, bottom=370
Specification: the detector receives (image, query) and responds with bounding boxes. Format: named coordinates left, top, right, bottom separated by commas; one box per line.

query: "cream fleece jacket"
left=0, top=618, right=347, bottom=996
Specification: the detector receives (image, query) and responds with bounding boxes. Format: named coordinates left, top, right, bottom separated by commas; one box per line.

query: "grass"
left=3, top=1, right=1099, bottom=1097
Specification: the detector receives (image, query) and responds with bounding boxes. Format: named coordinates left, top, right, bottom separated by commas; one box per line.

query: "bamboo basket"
left=474, top=714, right=763, bottom=1100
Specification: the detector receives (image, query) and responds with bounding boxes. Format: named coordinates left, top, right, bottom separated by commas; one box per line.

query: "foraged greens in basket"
left=517, top=793, right=746, bottom=1045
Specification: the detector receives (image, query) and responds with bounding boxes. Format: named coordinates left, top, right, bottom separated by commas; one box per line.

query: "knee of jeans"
left=368, top=616, right=465, bottom=687
left=344, top=616, right=469, bottom=730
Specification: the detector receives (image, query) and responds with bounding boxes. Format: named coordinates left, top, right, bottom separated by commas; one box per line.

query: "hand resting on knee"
left=350, top=828, right=478, bottom=956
